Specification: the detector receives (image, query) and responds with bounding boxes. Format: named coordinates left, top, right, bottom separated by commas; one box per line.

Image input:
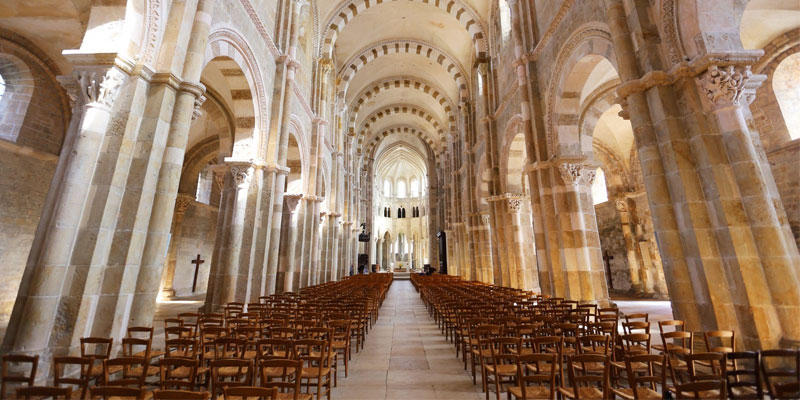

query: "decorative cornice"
left=615, top=51, right=764, bottom=101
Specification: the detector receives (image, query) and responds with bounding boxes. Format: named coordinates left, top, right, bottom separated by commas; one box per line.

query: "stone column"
left=613, top=198, right=644, bottom=294
left=555, top=161, right=608, bottom=302
left=278, top=194, right=303, bottom=293
left=159, top=193, right=194, bottom=298
left=478, top=214, right=494, bottom=283
left=506, top=194, right=539, bottom=291
left=205, top=162, right=256, bottom=309
left=2, top=63, right=127, bottom=361
left=129, top=0, right=215, bottom=327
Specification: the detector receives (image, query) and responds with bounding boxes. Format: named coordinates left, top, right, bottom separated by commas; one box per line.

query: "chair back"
left=516, top=353, right=557, bottom=400
left=16, top=386, right=71, bottom=400
left=760, top=349, right=800, bottom=399
left=725, top=351, right=762, bottom=400
left=565, top=354, right=609, bottom=396
left=210, top=359, right=254, bottom=398
left=625, top=354, right=667, bottom=392
left=90, top=386, right=144, bottom=400
left=102, top=357, right=148, bottom=387
left=1, top=354, right=38, bottom=398
left=152, top=389, right=210, bottom=400
left=674, top=380, right=725, bottom=399
left=259, top=359, right=302, bottom=397
left=159, top=357, right=199, bottom=390
left=222, top=386, right=278, bottom=400
left=53, top=356, right=91, bottom=399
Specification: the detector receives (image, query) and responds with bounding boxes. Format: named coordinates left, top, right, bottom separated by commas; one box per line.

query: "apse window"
left=396, top=180, right=407, bottom=198
left=592, top=167, right=608, bottom=205
left=384, top=180, right=391, bottom=197
left=0, top=74, right=5, bottom=101
left=499, top=0, right=512, bottom=40
left=410, top=178, right=419, bottom=197
left=773, top=53, right=800, bottom=140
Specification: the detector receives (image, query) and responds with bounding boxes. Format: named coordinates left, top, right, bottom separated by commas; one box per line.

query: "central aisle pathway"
left=332, top=280, right=482, bottom=399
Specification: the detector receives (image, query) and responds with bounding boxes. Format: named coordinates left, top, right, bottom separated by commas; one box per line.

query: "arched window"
left=410, top=178, right=419, bottom=197
left=773, top=53, right=800, bottom=140
left=396, top=180, right=407, bottom=198
left=592, top=168, right=609, bottom=205
left=195, top=165, right=213, bottom=204
left=499, top=0, right=512, bottom=40
left=0, top=73, right=5, bottom=101
left=383, top=180, right=392, bottom=197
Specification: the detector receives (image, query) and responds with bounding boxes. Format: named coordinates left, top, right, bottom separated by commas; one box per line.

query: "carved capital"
left=697, top=65, right=754, bottom=108
left=57, top=75, right=82, bottom=108
left=192, top=95, right=207, bottom=121
left=229, top=164, right=254, bottom=187
left=614, top=199, right=627, bottom=212
left=481, top=214, right=491, bottom=226
left=558, top=163, right=595, bottom=186
left=507, top=196, right=524, bottom=213
left=175, top=193, right=194, bottom=214
left=76, top=67, right=126, bottom=108
left=284, top=193, right=303, bottom=213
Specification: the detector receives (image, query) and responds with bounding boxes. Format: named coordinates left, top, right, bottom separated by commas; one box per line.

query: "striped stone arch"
left=338, top=40, right=469, bottom=99
left=356, top=104, right=445, bottom=150
left=348, top=76, right=457, bottom=135
left=544, top=24, right=616, bottom=158
left=578, top=79, right=620, bottom=149
left=363, top=125, right=439, bottom=158
left=321, top=0, right=487, bottom=59
left=205, top=28, right=269, bottom=159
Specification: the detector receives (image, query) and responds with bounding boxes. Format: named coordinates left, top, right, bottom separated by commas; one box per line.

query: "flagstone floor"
left=332, top=280, right=483, bottom=400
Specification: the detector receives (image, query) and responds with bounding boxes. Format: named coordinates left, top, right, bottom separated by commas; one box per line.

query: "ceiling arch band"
left=338, top=39, right=469, bottom=99
left=348, top=76, right=457, bottom=136
left=356, top=104, right=445, bottom=148
left=321, top=0, right=488, bottom=59
left=363, top=125, right=439, bottom=158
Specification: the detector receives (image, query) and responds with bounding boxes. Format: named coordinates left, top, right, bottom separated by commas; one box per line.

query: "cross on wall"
left=191, top=254, right=205, bottom=292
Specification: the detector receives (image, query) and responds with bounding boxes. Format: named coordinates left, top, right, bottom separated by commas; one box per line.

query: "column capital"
left=481, top=214, right=491, bottom=225
left=284, top=193, right=303, bottom=213
left=614, top=199, right=628, bottom=212
left=175, top=193, right=194, bottom=214
left=697, top=64, right=765, bottom=109
left=74, top=66, right=126, bottom=109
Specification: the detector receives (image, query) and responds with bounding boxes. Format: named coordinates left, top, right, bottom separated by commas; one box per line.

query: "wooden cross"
left=191, top=254, right=205, bottom=292
left=602, top=251, right=614, bottom=290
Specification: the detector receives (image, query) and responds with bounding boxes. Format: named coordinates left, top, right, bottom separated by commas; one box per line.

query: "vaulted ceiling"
left=319, top=0, right=491, bottom=168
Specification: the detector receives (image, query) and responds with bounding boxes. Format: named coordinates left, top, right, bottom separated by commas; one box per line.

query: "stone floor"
left=330, top=280, right=483, bottom=400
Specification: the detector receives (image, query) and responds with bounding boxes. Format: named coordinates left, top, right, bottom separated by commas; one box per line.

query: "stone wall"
left=170, top=202, right=219, bottom=297
left=0, top=142, right=56, bottom=322
left=768, top=141, right=800, bottom=250
left=594, top=201, right=631, bottom=293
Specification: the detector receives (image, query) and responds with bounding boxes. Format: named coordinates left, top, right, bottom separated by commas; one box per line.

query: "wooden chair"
left=484, top=337, right=519, bottom=400
left=127, top=326, right=163, bottom=359
left=674, top=380, right=725, bottom=399
left=725, top=351, right=762, bottom=399
left=101, top=357, right=148, bottom=387
left=222, top=386, right=278, bottom=400
left=89, top=386, right=145, bottom=400
left=328, top=320, right=351, bottom=378
left=159, top=357, right=199, bottom=391
left=1, top=354, right=38, bottom=399
left=117, top=338, right=159, bottom=378
left=557, top=354, right=610, bottom=400
left=661, top=331, right=693, bottom=388
left=151, top=389, right=210, bottom=400
left=53, top=356, right=91, bottom=400
left=260, top=359, right=312, bottom=400
left=294, top=339, right=331, bottom=400
left=80, top=337, right=112, bottom=383
left=16, top=386, right=71, bottom=400
left=610, top=354, right=666, bottom=400
left=509, top=353, right=557, bottom=400
left=654, top=320, right=685, bottom=353
left=471, top=325, right=501, bottom=388
left=760, top=349, right=799, bottom=400
left=210, top=359, right=254, bottom=399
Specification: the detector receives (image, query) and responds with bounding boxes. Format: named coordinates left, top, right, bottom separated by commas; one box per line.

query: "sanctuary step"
left=392, top=271, right=412, bottom=280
